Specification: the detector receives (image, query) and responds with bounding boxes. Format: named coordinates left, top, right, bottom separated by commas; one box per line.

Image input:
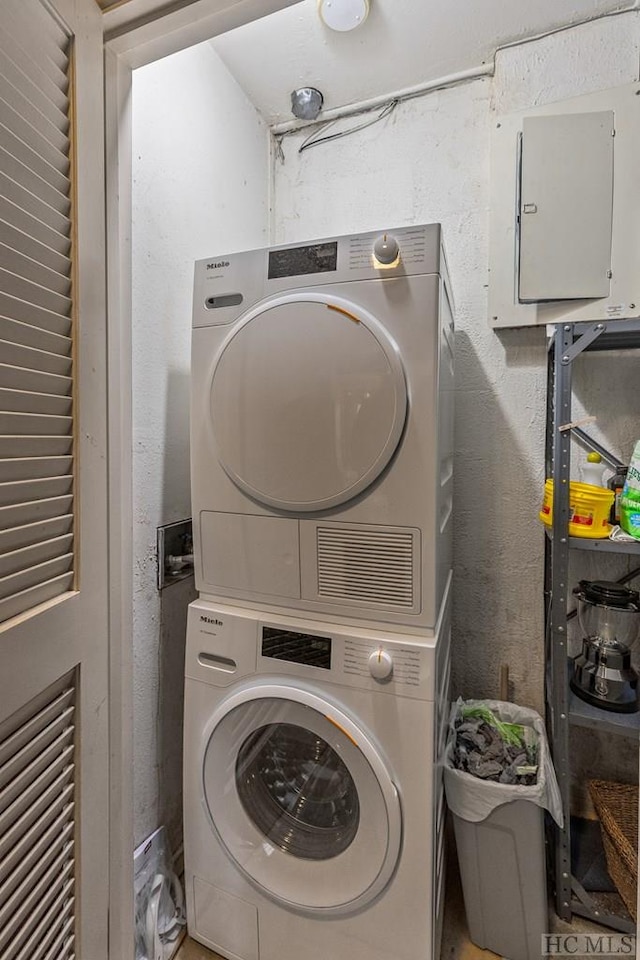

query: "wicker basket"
left=588, top=779, right=638, bottom=921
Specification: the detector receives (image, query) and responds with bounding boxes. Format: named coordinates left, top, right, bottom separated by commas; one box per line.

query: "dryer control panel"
left=192, top=222, right=444, bottom=329
left=268, top=241, right=338, bottom=279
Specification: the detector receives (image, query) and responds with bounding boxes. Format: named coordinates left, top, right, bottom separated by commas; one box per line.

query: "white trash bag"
left=134, top=827, right=186, bottom=960
left=444, top=698, right=563, bottom=826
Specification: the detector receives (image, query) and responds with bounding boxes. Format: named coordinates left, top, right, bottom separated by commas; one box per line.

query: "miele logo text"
left=200, top=616, right=224, bottom=626
left=206, top=261, right=229, bottom=270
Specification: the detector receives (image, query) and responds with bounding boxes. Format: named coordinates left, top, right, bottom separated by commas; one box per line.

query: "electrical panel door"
left=518, top=111, right=614, bottom=302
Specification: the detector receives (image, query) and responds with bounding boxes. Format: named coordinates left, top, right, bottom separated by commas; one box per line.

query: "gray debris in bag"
left=453, top=711, right=538, bottom=785
left=444, top=698, right=564, bottom=826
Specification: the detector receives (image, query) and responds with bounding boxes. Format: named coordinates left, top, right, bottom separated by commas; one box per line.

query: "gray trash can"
left=444, top=700, right=563, bottom=960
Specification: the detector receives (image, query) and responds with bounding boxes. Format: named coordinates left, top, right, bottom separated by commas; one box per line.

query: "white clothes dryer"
left=190, top=224, right=454, bottom=634
left=183, top=580, right=452, bottom=960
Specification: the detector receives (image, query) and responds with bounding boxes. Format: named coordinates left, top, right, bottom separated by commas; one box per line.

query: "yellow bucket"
left=539, top=479, right=614, bottom=538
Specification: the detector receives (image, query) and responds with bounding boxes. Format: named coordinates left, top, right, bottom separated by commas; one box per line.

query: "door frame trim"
left=103, top=3, right=301, bottom=956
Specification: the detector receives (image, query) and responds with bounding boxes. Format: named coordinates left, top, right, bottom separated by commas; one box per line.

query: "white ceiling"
left=100, top=0, right=300, bottom=38
left=211, top=0, right=633, bottom=125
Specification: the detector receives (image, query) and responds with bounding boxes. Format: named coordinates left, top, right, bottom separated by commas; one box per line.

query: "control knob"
left=368, top=648, right=394, bottom=681
left=372, top=233, right=400, bottom=267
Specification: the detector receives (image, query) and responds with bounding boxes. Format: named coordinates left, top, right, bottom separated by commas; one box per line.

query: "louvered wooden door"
left=0, top=1, right=110, bottom=958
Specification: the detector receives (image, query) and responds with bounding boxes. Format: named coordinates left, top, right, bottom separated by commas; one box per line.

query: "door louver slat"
left=0, top=437, right=72, bottom=459
left=0, top=456, right=72, bottom=482
left=0, top=388, right=71, bottom=415
left=0, top=769, right=73, bottom=859
left=0, top=27, right=69, bottom=114
left=15, top=897, right=75, bottom=960
left=0, top=495, right=73, bottom=531
left=0, top=219, right=71, bottom=274
left=0, top=787, right=73, bottom=885
left=0, top=291, right=70, bottom=337
left=0, top=677, right=76, bottom=958
left=0, top=814, right=74, bottom=919
left=0, top=323, right=72, bottom=358
left=0, top=198, right=70, bottom=255
left=0, top=70, right=69, bottom=152
left=0, top=35, right=69, bottom=129
left=0, top=571, right=74, bottom=622
left=0, top=101, right=69, bottom=179
left=0, top=268, right=71, bottom=318
left=0, top=746, right=73, bottom=839
left=0, top=242, right=72, bottom=296
left=10, top=884, right=75, bottom=960
left=0, top=340, right=72, bottom=376
left=0, top=552, right=73, bottom=602
left=4, top=0, right=70, bottom=72
left=0, top=716, right=74, bottom=800
left=0, top=535, right=74, bottom=579
left=0, top=689, right=72, bottom=769
left=0, top=475, right=73, bottom=507
left=0, top=851, right=74, bottom=952
left=0, top=411, right=72, bottom=436
left=0, top=146, right=71, bottom=215
left=0, top=515, right=73, bottom=555
left=30, top=912, right=74, bottom=960
left=0, top=154, right=69, bottom=217
left=0, top=0, right=75, bottom=627
left=0, top=362, right=72, bottom=395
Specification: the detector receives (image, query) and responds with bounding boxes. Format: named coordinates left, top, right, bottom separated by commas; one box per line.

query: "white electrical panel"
left=489, top=82, right=640, bottom=328
left=519, top=112, right=614, bottom=302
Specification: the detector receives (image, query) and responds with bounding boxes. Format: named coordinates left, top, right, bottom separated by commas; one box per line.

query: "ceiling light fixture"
left=318, top=0, right=370, bottom=32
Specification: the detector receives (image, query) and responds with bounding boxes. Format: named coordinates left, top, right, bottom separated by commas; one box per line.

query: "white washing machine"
left=183, top=578, right=452, bottom=960
left=190, top=223, right=454, bottom=634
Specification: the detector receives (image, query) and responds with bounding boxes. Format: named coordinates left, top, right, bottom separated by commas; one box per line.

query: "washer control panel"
left=261, top=626, right=332, bottom=670
left=187, top=598, right=440, bottom=701
left=259, top=629, right=435, bottom=700
left=345, top=638, right=421, bottom=687
left=367, top=649, right=394, bottom=681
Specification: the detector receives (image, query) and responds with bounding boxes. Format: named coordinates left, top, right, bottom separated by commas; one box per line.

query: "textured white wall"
left=272, top=12, right=640, bottom=712
left=131, top=41, right=270, bottom=850
left=130, top=13, right=640, bottom=850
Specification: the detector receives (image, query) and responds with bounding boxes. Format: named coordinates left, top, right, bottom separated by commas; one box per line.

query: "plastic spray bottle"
left=581, top=452, right=606, bottom=488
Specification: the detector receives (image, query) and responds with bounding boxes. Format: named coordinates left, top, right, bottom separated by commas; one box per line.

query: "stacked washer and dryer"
left=184, top=223, right=454, bottom=960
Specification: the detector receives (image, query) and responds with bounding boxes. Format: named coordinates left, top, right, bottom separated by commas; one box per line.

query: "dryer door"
left=209, top=293, right=407, bottom=511
left=201, top=684, right=402, bottom=915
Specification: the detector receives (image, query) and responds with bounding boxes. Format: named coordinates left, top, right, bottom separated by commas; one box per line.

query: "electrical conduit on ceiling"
left=271, top=1, right=640, bottom=146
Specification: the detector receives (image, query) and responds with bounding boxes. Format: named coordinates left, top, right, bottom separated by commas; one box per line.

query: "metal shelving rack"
left=545, top=318, right=640, bottom=933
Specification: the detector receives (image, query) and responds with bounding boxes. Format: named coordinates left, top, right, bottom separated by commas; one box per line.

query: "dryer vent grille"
left=316, top=526, right=416, bottom=609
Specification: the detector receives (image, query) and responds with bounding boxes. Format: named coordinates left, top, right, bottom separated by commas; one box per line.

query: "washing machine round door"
left=209, top=293, right=407, bottom=512
left=201, top=684, right=402, bottom=915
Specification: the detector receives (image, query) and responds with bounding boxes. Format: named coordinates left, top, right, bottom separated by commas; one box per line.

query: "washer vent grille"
left=316, top=526, right=415, bottom=608
left=0, top=679, right=76, bottom=960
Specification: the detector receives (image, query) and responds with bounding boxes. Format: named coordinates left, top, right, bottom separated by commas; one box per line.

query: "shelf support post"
left=550, top=323, right=574, bottom=922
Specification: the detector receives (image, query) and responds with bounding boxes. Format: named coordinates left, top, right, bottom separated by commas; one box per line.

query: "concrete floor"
left=175, top=935, right=224, bottom=960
